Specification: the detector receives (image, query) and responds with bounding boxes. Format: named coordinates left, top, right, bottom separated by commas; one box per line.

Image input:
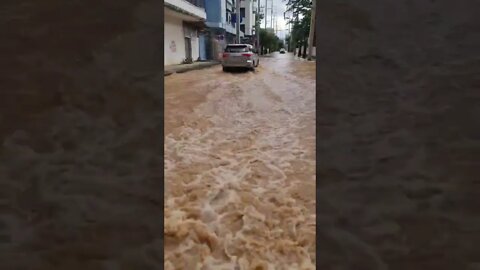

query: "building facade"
left=164, top=0, right=207, bottom=65
left=164, top=0, right=256, bottom=64
left=204, top=0, right=255, bottom=60
left=205, top=0, right=241, bottom=43
left=240, top=0, right=256, bottom=37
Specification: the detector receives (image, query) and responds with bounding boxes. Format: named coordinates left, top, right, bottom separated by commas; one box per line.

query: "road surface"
left=164, top=53, right=316, bottom=269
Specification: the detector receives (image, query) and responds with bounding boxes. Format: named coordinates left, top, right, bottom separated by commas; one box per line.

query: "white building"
left=240, top=0, right=256, bottom=37
left=164, top=0, right=207, bottom=65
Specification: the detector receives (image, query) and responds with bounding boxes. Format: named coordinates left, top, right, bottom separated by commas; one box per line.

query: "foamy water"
left=164, top=56, right=316, bottom=269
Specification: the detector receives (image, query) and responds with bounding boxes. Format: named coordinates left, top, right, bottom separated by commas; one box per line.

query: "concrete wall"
left=165, top=14, right=186, bottom=65
left=164, top=14, right=200, bottom=65
left=241, top=0, right=255, bottom=35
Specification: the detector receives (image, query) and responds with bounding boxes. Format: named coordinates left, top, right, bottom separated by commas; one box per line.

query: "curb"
left=164, top=62, right=221, bottom=76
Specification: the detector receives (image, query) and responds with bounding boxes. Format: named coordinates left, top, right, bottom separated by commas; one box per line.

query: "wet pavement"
left=164, top=52, right=316, bottom=269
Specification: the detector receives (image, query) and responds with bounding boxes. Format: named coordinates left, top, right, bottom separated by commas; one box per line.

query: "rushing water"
left=164, top=53, right=316, bottom=269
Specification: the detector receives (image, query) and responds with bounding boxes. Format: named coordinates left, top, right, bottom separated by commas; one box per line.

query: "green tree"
left=285, top=34, right=290, bottom=45
left=255, top=11, right=264, bottom=26
left=255, top=9, right=264, bottom=54
left=284, top=0, right=312, bottom=58
left=259, top=29, right=280, bottom=54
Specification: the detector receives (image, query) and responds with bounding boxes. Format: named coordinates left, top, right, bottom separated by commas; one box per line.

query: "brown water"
left=164, top=53, right=316, bottom=269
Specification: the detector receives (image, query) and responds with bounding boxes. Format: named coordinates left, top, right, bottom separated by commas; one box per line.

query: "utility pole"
left=284, top=12, right=292, bottom=52
left=274, top=16, right=276, bottom=34
left=256, top=0, right=260, bottom=52
left=236, top=0, right=241, bottom=43
left=275, top=16, right=278, bottom=35
left=264, top=0, right=267, bottom=30
left=270, top=4, right=273, bottom=30
left=295, top=11, right=300, bottom=57
left=307, top=0, right=316, bottom=60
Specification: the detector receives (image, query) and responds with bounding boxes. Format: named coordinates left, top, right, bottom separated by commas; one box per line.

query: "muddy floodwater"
left=164, top=53, right=316, bottom=269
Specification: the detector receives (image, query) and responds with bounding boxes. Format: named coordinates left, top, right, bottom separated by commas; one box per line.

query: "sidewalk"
left=165, top=61, right=220, bottom=76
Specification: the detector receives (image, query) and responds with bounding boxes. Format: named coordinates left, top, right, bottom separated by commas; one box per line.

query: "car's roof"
left=226, top=44, right=251, bottom=47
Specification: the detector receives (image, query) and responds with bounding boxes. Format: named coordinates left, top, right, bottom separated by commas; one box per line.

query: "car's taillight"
left=223, top=53, right=229, bottom=58
left=242, top=53, right=253, bottom=57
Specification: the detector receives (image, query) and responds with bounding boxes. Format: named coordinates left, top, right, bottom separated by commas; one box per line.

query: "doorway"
left=198, top=34, right=207, bottom=61
left=184, top=37, right=192, bottom=63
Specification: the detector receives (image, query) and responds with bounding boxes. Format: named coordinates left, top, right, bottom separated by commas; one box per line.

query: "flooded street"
left=164, top=53, right=316, bottom=269
left=2, top=0, right=477, bottom=269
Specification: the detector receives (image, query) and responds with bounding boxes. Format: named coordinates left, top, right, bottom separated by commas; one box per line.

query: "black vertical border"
left=159, top=0, right=165, bottom=265
left=314, top=0, right=321, bottom=266
left=315, top=0, right=480, bottom=269
left=0, top=0, right=167, bottom=268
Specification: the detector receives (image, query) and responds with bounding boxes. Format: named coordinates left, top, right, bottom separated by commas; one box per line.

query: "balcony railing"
left=185, top=0, right=205, bottom=8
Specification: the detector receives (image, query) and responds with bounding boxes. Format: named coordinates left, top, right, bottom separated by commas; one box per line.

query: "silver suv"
left=222, top=44, right=259, bottom=72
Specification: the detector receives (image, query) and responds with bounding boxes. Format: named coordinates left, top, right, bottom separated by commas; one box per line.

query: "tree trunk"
left=307, top=0, right=316, bottom=60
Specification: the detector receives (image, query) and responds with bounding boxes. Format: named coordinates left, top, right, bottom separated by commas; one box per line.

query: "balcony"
left=164, top=0, right=207, bottom=21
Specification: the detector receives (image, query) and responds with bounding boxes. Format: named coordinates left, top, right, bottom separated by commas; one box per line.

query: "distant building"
left=240, top=0, right=256, bottom=37
left=164, top=0, right=207, bottom=65
left=203, top=0, right=246, bottom=60
left=205, top=0, right=245, bottom=42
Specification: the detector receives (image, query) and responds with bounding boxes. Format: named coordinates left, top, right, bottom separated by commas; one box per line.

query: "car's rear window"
left=225, top=46, right=249, bottom=53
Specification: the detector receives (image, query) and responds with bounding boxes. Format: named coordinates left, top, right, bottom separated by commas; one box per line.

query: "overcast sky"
left=258, top=0, right=289, bottom=39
